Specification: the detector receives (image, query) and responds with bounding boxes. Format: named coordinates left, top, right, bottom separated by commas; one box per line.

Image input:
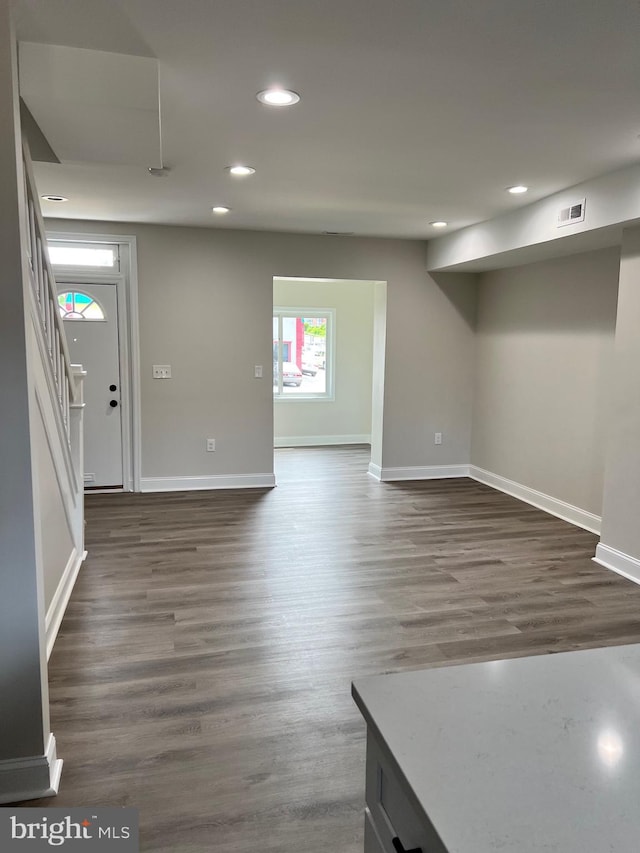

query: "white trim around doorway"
left=46, top=231, right=141, bottom=492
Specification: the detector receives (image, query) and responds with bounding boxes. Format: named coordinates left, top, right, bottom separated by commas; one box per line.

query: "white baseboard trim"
left=469, top=465, right=601, bottom=534
left=369, top=463, right=470, bottom=482
left=367, top=462, right=383, bottom=481
left=45, top=548, right=87, bottom=661
left=141, top=473, right=276, bottom=492
left=275, top=434, right=371, bottom=447
left=593, top=543, right=640, bottom=586
left=0, top=734, right=62, bottom=804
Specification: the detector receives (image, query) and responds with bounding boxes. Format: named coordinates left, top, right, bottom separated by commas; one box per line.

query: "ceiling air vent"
left=557, top=198, right=586, bottom=227
left=323, top=231, right=354, bottom=237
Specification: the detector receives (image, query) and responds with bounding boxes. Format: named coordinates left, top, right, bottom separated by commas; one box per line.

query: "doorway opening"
left=271, top=276, right=387, bottom=479
left=47, top=232, right=141, bottom=492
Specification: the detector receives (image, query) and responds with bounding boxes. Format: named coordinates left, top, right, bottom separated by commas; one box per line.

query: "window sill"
left=273, top=394, right=335, bottom=403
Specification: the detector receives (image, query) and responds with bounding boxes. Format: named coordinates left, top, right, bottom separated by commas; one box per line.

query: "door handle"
left=392, top=838, right=422, bottom=853
left=109, top=400, right=118, bottom=408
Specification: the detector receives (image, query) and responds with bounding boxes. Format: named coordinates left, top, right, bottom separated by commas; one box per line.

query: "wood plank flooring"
left=40, top=447, right=640, bottom=851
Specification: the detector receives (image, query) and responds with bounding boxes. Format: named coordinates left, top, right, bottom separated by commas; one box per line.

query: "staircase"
left=21, top=139, right=86, bottom=657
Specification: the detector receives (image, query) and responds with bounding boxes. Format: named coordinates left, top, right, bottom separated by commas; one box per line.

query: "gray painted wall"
left=273, top=278, right=375, bottom=443
left=47, top=220, right=477, bottom=477
left=472, top=247, right=620, bottom=516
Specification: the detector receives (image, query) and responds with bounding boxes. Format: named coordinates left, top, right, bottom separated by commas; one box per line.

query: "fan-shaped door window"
left=58, top=291, right=106, bottom=320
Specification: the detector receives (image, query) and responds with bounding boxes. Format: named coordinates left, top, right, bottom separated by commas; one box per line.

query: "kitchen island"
left=352, top=643, right=640, bottom=852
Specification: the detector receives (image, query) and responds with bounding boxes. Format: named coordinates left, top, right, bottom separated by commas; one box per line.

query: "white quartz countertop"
left=352, top=643, right=640, bottom=853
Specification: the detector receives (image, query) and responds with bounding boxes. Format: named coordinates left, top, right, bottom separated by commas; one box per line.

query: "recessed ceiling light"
left=430, top=221, right=448, bottom=228
left=41, top=194, right=68, bottom=202
left=212, top=206, right=231, bottom=214
left=226, top=165, right=256, bottom=177
left=507, top=185, right=528, bottom=194
left=256, top=88, right=300, bottom=107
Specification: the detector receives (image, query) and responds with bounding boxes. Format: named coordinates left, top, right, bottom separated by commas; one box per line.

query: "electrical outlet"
left=206, top=438, right=216, bottom=452
left=434, top=432, right=442, bottom=445
left=153, top=364, right=172, bottom=379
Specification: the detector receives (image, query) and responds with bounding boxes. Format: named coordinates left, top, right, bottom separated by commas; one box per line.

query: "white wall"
left=47, top=220, right=478, bottom=481
left=472, top=247, right=620, bottom=518
left=273, top=278, right=375, bottom=444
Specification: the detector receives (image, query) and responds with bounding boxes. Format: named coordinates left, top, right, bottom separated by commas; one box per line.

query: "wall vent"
left=557, top=198, right=586, bottom=227
left=84, top=473, right=96, bottom=483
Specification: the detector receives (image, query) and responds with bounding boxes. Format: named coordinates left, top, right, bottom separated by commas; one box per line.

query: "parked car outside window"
left=274, top=361, right=303, bottom=387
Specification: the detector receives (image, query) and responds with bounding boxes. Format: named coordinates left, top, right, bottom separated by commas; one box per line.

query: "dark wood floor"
left=42, top=447, right=640, bottom=851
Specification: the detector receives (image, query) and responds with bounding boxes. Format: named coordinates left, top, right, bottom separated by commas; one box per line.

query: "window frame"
left=273, top=306, right=335, bottom=402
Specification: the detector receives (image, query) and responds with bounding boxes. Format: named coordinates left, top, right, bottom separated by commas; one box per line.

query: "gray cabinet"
left=364, top=731, right=447, bottom=853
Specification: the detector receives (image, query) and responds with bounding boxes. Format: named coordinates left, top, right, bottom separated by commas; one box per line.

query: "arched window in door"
left=58, top=291, right=106, bottom=320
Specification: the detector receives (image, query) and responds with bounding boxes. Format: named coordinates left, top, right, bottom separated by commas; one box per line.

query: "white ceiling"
left=15, top=0, right=640, bottom=239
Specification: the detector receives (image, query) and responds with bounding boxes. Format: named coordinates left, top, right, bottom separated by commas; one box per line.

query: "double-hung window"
left=273, top=308, right=334, bottom=400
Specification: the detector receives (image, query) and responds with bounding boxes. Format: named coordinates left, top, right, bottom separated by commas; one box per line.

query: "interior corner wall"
left=273, top=278, right=375, bottom=444
left=599, top=226, right=640, bottom=564
left=471, top=247, right=620, bottom=517
left=45, top=220, right=477, bottom=479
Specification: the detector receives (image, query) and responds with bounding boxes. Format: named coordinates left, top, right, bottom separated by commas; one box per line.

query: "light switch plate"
left=254, top=365, right=263, bottom=378
left=153, top=365, right=172, bottom=379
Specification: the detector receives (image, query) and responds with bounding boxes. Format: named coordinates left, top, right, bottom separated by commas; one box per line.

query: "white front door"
left=58, top=283, right=123, bottom=489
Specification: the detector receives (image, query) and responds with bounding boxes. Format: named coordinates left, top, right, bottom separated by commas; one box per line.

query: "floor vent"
left=557, top=198, right=586, bottom=227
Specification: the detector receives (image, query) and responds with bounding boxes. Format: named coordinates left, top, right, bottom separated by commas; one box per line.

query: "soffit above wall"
left=427, top=162, right=640, bottom=272
left=437, top=226, right=625, bottom=272
left=19, top=42, right=160, bottom=167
